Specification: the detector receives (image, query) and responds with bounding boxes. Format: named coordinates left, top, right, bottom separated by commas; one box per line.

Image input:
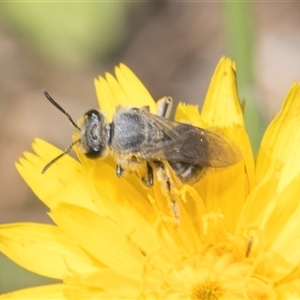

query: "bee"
left=42, top=91, right=241, bottom=221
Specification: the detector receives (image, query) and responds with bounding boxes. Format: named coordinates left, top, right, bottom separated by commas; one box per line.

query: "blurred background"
left=1, top=1, right=300, bottom=294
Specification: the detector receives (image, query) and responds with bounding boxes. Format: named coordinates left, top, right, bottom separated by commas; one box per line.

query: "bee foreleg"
left=156, top=96, right=173, bottom=118
left=141, top=162, right=154, bottom=187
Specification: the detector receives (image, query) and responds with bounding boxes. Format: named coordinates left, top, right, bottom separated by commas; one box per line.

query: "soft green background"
left=1, top=2, right=128, bottom=67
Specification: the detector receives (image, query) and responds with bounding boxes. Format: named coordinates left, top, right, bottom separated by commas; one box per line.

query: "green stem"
left=222, top=1, right=265, bottom=156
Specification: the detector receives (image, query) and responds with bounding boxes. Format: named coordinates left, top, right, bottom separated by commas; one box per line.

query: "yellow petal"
left=265, top=176, right=300, bottom=281
left=196, top=160, right=246, bottom=233
left=225, top=124, right=255, bottom=192
left=94, top=64, right=156, bottom=121
left=94, top=75, right=116, bottom=121
left=201, top=57, right=244, bottom=127
left=257, top=82, right=300, bottom=192
left=238, top=169, right=300, bottom=282
left=0, top=223, right=99, bottom=279
left=50, top=204, right=142, bottom=274
left=16, top=139, right=103, bottom=213
left=83, top=150, right=153, bottom=209
left=175, top=82, right=254, bottom=230
left=0, top=284, right=66, bottom=299
left=174, top=102, right=204, bottom=127
left=66, top=268, right=139, bottom=289
left=77, top=152, right=174, bottom=258
left=151, top=179, right=201, bottom=255
left=237, top=171, right=278, bottom=231
left=115, top=64, right=156, bottom=111
left=275, top=279, right=300, bottom=299
left=64, top=285, right=138, bottom=299
left=201, top=57, right=255, bottom=196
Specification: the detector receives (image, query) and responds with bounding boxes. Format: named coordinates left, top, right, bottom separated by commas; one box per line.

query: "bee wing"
left=140, top=113, right=241, bottom=167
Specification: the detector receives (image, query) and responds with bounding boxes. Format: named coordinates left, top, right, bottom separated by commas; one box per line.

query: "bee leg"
left=156, top=96, right=173, bottom=118
left=141, top=162, right=154, bottom=187
left=153, top=161, right=180, bottom=224
left=116, top=164, right=125, bottom=177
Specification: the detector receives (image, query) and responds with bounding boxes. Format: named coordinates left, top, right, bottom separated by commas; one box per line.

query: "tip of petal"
left=94, top=63, right=156, bottom=121
left=175, top=102, right=204, bottom=127
left=201, top=57, right=243, bottom=128
left=256, top=81, right=300, bottom=191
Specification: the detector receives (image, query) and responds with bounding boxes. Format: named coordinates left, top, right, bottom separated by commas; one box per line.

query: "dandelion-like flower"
left=1, top=57, right=300, bottom=299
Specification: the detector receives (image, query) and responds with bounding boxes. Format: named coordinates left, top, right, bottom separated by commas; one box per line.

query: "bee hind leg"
left=116, top=164, right=125, bottom=177
left=141, top=162, right=154, bottom=187
left=153, top=161, right=180, bottom=224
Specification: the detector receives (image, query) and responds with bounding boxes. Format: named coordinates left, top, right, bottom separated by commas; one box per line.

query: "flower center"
left=191, top=282, right=224, bottom=300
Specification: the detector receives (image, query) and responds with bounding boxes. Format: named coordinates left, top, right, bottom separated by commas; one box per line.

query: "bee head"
left=42, top=91, right=109, bottom=174
left=79, top=109, right=108, bottom=158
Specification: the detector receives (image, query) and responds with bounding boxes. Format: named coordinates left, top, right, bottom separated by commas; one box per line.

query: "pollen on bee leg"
left=153, top=161, right=181, bottom=225
left=171, top=199, right=180, bottom=226
left=164, top=191, right=181, bottom=226
left=148, top=194, right=180, bottom=229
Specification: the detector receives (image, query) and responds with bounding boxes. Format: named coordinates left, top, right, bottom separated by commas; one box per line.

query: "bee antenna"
left=41, top=140, right=80, bottom=174
left=44, top=90, right=80, bottom=130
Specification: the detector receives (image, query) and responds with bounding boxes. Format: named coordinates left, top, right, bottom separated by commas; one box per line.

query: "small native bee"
left=42, top=91, right=241, bottom=221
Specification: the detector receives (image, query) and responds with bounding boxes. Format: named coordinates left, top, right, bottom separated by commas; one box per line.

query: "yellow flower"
left=1, top=57, right=300, bottom=299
